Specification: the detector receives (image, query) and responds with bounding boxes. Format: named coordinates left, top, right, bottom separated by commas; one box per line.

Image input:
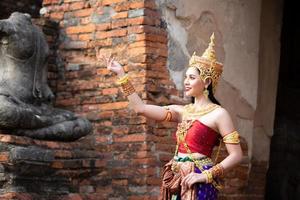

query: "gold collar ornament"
left=188, top=33, right=223, bottom=94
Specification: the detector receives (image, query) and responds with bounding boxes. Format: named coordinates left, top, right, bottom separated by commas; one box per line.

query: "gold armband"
left=223, top=131, right=240, bottom=144
left=162, top=106, right=172, bottom=122
left=203, top=170, right=213, bottom=183
left=116, top=74, right=136, bottom=97
left=211, top=163, right=224, bottom=178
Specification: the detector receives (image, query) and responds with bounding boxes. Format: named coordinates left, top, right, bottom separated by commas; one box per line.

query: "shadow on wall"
left=0, top=0, right=43, bottom=19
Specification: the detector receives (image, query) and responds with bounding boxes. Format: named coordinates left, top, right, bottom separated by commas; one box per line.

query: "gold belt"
left=171, top=156, right=213, bottom=173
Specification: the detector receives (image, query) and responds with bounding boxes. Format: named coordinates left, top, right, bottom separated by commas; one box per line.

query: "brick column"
left=41, top=0, right=177, bottom=199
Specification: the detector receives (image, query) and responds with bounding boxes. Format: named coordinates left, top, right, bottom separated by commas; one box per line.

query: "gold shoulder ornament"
left=223, top=131, right=240, bottom=144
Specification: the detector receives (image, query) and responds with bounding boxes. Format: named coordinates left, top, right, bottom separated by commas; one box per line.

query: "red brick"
left=56, top=98, right=80, bottom=106
left=50, top=12, right=64, bottom=20
left=54, top=150, right=73, bottom=158
left=95, top=29, right=127, bottom=39
left=102, top=88, right=119, bottom=95
left=80, top=16, right=92, bottom=25
left=132, top=33, right=167, bottom=43
left=127, top=16, right=157, bottom=26
left=95, top=160, right=106, bottom=167
left=0, top=193, right=33, bottom=200
left=114, top=2, right=130, bottom=12
left=129, top=1, right=158, bottom=9
left=74, top=8, right=94, bottom=17
left=96, top=68, right=110, bottom=75
left=112, top=11, right=128, bottom=19
left=114, top=134, right=147, bottom=143
left=69, top=1, right=84, bottom=10
left=51, top=161, right=64, bottom=169
left=96, top=23, right=112, bottom=31
left=102, top=0, right=127, bottom=6
left=66, top=24, right=96, bottom=34
left=112, top=19, right=128, bottom=29
left=112, top=179, right=128, bottom=186
left=129, top=47, right=146, bottom=56
left=43, top=0, right=60, bottom=5
left=64, top=194, right=83, bottom=200
left=100, top=101, right=129, bottom=110
left=79, top=33, right=93, bottom=41
left=0, top=152, right=9, bottom=162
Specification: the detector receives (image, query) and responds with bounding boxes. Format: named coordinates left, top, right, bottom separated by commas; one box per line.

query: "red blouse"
left=176, top=120, right=219, bottom=157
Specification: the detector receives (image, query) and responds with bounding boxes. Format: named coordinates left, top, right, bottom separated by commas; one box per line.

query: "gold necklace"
left=183, top=103, right=220, bottom=119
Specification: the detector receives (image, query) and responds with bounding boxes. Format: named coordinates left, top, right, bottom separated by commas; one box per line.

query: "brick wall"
left=42, top=0, right=177, bottom=199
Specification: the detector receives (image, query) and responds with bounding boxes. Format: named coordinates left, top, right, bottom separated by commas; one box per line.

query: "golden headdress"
left=188, top=33, right=223, bottom=94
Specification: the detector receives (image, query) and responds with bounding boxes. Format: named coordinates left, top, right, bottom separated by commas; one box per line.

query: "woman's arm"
left=215, top=108, right=243, bottom=172
left=97, top=53, right=183, bottom=122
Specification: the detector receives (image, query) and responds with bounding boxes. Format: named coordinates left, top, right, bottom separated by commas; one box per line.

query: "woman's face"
left=184, top=67, right=206, bottom=97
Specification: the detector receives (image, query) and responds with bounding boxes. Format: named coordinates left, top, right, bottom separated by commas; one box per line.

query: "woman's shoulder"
left=213, top=106, right=233, bottom=124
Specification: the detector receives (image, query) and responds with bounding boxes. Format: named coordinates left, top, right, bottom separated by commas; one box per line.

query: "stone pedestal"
left=0, top=133, right=103, bottom=200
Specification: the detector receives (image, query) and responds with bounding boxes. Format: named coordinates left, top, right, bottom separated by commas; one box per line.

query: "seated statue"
left=0, top=12, right=92, bottom=141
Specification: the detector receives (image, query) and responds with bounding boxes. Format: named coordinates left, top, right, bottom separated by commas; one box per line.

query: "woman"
left=98, top=33, right=243, bottom=200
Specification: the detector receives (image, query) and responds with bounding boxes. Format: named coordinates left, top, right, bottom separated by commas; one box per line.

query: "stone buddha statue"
left=0, top=12, right=92, bottom=141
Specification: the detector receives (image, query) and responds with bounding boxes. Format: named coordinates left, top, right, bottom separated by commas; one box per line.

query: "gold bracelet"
left=161, top=106, right=172, bottom=122
left=211, top=163, right=224, bottom=178
left=203, top=170, right=213, bottom=183
left=223, top=131, right=240, bottom=144
left=116, top=74, right=129, bottom=85
left=120, top=80, right=135, bottom=97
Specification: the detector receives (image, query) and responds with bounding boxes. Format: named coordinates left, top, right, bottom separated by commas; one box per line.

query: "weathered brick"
left=102, top=0, right=127, bottom=6
left=62, top=41, right=88, bottom=49
left=95, top=29, right=127, bottom=39
left=100, top=101, right=129, bottom=110
left=114, top=134, right=147, bottom=143
left=65, top=24, right=96, bottom=34
left=50, top=12, right=64, bottom=20
left=128, top=9, right=145, bottom=18
left=112, top=19, right=128, bottom=29
left=74, top=8, right=94, bottom=17
left=96, top=23, right=112, bottom=31
left=43, top=0, right=60, bottom=5
left=112, top=11, right=128, bottom=19
left=102, top=88, right=119, bottom=95
left=127, top=16, right=157, bottom=26
left=69, top=1, right=85, bottom=10
left=114, top=2, right=130, bottom=12
left=0, top=152, right=9, bottom=162
left=129, top=1, right=157, bottom=9
left=79, top=33, right=93, bottom=41
left=80, top=16, right=92, bottom=25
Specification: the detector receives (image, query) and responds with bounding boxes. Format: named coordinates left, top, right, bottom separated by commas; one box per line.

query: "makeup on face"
left=184, top=68, right=205, bottom=96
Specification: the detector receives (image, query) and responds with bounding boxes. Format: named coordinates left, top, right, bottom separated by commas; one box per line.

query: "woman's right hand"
left=96, top=48, right=125, bottom=77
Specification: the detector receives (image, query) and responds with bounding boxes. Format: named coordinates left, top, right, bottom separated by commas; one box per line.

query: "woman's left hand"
left=181, top=172, right=207, bottom=189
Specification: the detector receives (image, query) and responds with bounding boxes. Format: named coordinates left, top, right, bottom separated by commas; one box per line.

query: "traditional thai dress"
left=160, top=120, right=220, bottom=200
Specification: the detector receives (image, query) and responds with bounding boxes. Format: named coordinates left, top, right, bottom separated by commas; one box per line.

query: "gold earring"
left=203, top=87, right=209, bottom=99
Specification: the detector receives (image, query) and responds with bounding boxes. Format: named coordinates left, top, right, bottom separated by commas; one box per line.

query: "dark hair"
left=192, top=69, right=221, bottom=105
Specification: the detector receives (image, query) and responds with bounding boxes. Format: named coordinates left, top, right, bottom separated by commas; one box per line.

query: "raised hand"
left=96, top=48, right=125, bottom=77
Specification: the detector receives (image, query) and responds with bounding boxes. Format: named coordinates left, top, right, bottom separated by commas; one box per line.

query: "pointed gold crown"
left=188, top=33, right=223, bottom=94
